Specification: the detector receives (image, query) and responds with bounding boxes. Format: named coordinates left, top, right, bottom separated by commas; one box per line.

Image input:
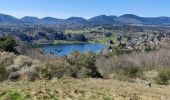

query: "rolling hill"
left=1, top=13, right=170, bottom=26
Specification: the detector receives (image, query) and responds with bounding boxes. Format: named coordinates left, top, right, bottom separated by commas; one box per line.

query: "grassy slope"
left=0, top=78, right=170, bottom=100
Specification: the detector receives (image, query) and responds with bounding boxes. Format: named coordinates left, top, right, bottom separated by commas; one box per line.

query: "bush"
left=0, top=64, right=8, bottom=81
left=44, top=58, right=69, bottom=78
left=6, top=55, right=43, bottom=81
left=8, top=72, right=20, bottom=80
left=112, top=46, right=124, bottom=55
left=0, top=36, right=17, bottom=53
left=0, top=52, right=16, bottom=67
left=96, top=54, right=143, bottom=79
left=0, top=53, right=46, bottom=81
left=96, top=49, right=170, bottom=80
left=65, top=51, right=102, bottom=78
left=126, top=66, right=142, bottom=78
left=13, top=55, right=33, bottom=70
left=143, top=70, right=158, bottom=82
left=19, top=67, right=38, bottom=81
left=155, top=69, right=170, bottom=85
left=95, top=57, right=112, bottom=78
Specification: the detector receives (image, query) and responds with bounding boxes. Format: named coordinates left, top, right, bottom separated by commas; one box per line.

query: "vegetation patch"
left=0, top=36, right=17, bottom=53
left=155, top=69, right=170, bottom=85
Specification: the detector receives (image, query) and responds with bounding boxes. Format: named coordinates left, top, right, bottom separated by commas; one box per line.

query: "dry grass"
left=96, top=49, right=170, bottom=80
left=1, top=49, right=170, bottom=99
left=0, top=78, right=170, bottom=100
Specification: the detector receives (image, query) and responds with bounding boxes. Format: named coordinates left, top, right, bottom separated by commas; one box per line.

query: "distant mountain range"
left=1, top=13, right=170, bottom=26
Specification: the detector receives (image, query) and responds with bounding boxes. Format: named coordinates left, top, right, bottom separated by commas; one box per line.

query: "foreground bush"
left=0, top=47, right=170, bottom=84
left=44, top=58, right=70, bottom=78
left=96, top=49, right=170, bottom=81
left=19, top=67, right=38, bottom=81
left=6, top=55, right=44, bottom=81
left=0, top=64, right=8, bottom=81
left=155, top=69, right=170, bottom=85
left=0, top=52, right=16, bottom=67
left=65, top=51, right=102, bottom=78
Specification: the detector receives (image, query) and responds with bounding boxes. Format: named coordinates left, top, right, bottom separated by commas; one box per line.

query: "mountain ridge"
left=1, top=13, right=170, bottom=26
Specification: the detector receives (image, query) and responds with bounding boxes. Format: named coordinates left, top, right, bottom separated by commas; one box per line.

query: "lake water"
left=42, top=43, right=108, bottom=56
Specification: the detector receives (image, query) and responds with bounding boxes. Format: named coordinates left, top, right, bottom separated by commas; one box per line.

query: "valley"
left=0, top=13, right=170, bottom=100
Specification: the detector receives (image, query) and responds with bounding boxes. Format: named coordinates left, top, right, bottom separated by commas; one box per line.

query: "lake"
left=42, top=43, right=108, bottom=56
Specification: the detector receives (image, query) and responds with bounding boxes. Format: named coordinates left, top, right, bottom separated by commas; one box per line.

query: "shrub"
left=126, top=66, right=142, bottom=78
left=155, top=69, right=170, bottom=85
left=96, top=54, right=143, bottom=79
left=6, top=55, right=43, bottom=81
left=143, top=70, right=158, bottom=82
left=6, top=55, right=33, bottom=73
left=39, top=66, right=52, bottom=80
left=44, top=58, right=69, bottom=78
left=97, top=49, right=170, bottom=80
left=0, top=36, right=17, bottom=53
left=8, top=72, right=20, bottom=80
left=19, top=67, right=38, bottom=81
left=144, top=45, right=152, bottom=52
left=13, top=55, right=33, bottom=70
left=0, top=52, right=16, bottom=67
left=112, top=46, right=124, bottom=55
left=65, top=51, right=102, bottom=78
left=95, top=57, right=112, bottom=78
left=0, top=64, right=8, bottom=81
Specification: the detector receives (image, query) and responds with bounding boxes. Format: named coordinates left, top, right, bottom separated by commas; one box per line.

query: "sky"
left=0, top=0, right=169, bottom=19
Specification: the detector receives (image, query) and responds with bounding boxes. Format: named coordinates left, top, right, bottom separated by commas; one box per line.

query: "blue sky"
left=0, top=0, right=169, bottom=19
